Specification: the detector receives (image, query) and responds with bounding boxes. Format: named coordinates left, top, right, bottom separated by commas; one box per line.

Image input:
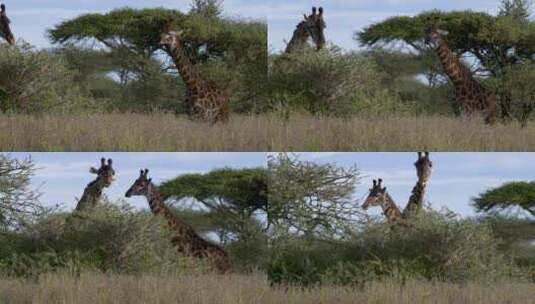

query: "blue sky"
left=2, top=0, right=267, bottom=48
left=2, top=1, right=507, bottom=50
left=9, top=153, right=267, bottom=211
left=285, top=153, right=535, bottom=217
left=10, top=152, right=535, bottom=218
left=269, top=0, right=503, bottom=52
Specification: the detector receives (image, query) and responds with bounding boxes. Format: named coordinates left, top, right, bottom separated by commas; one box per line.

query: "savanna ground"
left=0, top=272, right=533, bottom=304
left=2, top=113, right=535, bottom=151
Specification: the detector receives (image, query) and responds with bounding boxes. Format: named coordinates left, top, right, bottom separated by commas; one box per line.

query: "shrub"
left=0, top=43, right=94, bottom=113
left=268, top=209, right=525, bottom=286
left=268, top=47, right=411, bottom=116
left=0, top=201, right=192, bottom=278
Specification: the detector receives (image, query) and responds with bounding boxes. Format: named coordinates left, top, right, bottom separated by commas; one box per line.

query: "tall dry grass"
left=1, top=113, right=535, bottom=151
left=0, top=272, right=533, bottom=304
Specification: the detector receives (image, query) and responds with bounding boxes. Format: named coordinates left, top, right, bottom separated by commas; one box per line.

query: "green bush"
left=0, top=201, right=188, bottom=278
left=268, top=47, right=411, bottom=116
left=0, top=43, right=94, bottom=114
left=268, top=209, right=526, bottom=286
left=0, top=199, right=269, bottom=278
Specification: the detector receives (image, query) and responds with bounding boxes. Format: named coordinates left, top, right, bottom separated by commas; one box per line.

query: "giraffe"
left=362, top=179, right=407, bottom=226
left=160, top=29, right=230, bottom=124
left=424, top=25, right=497, bottom=124
left=402, top=152, right=433, bottom=218
left=73, top=158, right=115, bottom=213
left=285, top=7, right=326, bottom=54
left=125, top=169, right=231, bottom=273
left=0, top=4, right=15, bottom=45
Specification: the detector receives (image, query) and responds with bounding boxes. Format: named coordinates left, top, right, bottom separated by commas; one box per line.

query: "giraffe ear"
left=382, top=187, right=387, bottom=192
left=90, top=167, right=98, bottom=174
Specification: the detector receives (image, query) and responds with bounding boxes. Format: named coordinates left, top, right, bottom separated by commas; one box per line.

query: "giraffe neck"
left=165, top=43, right=204, bottom=94
left=144, top=183, right=231, bottom=272
left=403, top=180, right=427, bottom=218
left=285, top=22, right=309, bottom=53
left=436, top=39, right=473, bottom=86
left=145, top=183, right=200, bottom=242
left=75, top=178, right=106, bottom=212
left=381, top=193, right=403, bottom=224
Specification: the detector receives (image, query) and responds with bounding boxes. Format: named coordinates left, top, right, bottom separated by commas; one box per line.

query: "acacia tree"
left=357, top=0, right=535, bottom=121
left=268, top=153, right=362, bottom=239
left=0, top=154, right=44, bottom=230
left=158, top=168, right=267, bottom=243
left=47, top=5, right=267, bottom=112
left=473, top=181, right=535, bottom=216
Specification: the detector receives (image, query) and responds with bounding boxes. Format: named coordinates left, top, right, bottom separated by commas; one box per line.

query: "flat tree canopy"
left=48, top=7, right=266, bottom=62
left=357, top=9, right=535, bottom=76
left=159, top=168, right=267, bottom=241
left=473, top=181, right=535, bottom=216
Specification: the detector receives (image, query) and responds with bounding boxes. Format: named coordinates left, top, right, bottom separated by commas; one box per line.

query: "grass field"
left=0, top=272, right=533, bottom=304
left=2, top=113, right=535, bottom=151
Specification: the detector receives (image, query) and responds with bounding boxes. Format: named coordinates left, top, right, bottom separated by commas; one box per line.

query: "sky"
left=1, top=1, right=507, bottom=51
left=8, top=152, right=535, bottom=218
left=290, top=152, right=535, bottom=217
left=268, top=0, right=503, bottom=52
left=2, top=0, right=267, bottom=48
left=9, top=152, right=267, bottom=211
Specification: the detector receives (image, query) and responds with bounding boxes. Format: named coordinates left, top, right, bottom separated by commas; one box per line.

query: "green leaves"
left=357, top=8, right=535, bottom=75
left=48, top=8, right=184, bottom=53
left=48, top=7, right=266, bottom=62
left=358, top=10, right=498, bottom=52
left=473, top=181, right=535, bottom=216
left=159, top=168, right=268, bottom=242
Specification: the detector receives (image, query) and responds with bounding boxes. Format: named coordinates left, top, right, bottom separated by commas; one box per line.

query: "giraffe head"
left=302, top=6, right=326, bottom=50
left=89, top=158, right=115, bottom=187
left=362, top=179, right=388, bottom=210
left=160, top=28, right=184, bottom=49
left=424, top=25, right=449, bottom=48
left=125, top=169, right=152, bottom=198
left=415, top=152, right=432, bottom=181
